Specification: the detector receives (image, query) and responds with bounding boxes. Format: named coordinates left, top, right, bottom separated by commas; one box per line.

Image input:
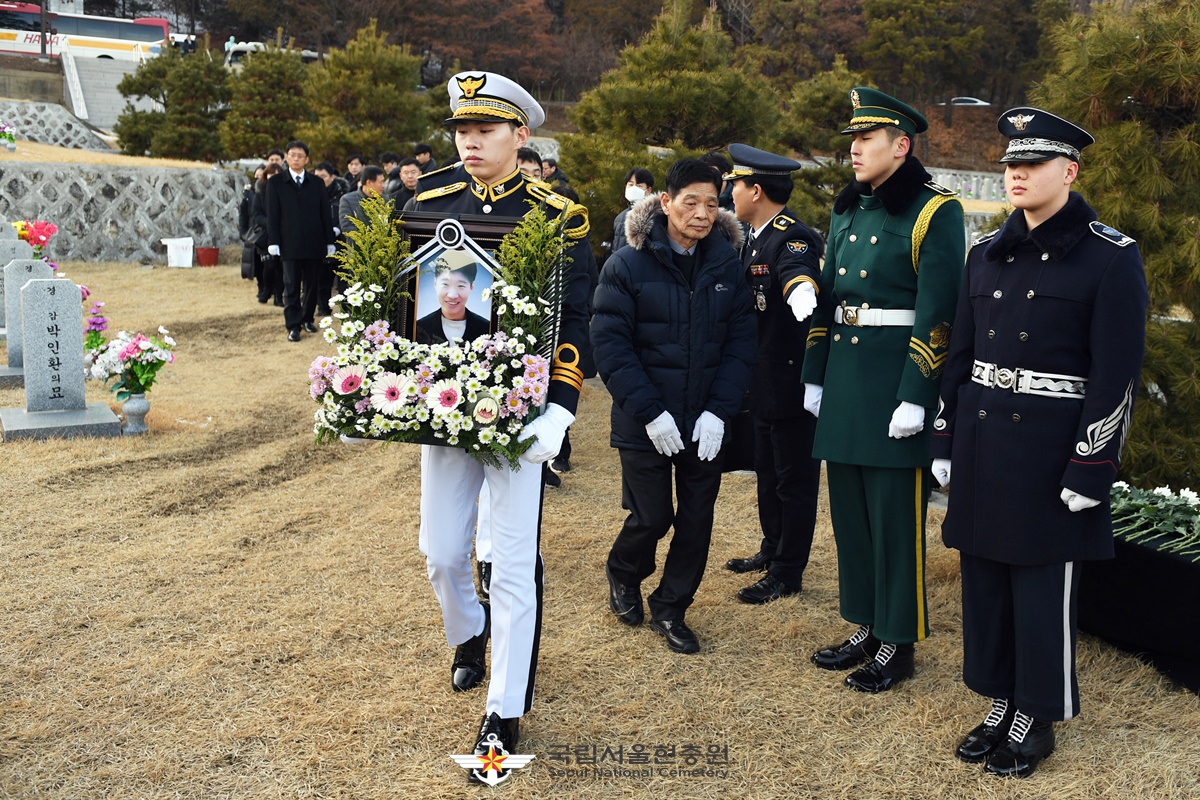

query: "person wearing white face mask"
left=611, top=168, right=655, bottom=254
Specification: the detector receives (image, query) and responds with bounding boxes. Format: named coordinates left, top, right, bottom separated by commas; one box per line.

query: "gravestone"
left=0, top=222, right=16, bottom=239
left=0, top=239, right=36, bottom=341
left=0, top=279, right=120, bottom=440
left=0, top=259, right=54, bottom=388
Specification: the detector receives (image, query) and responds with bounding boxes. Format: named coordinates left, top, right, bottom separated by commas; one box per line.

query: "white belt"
left=834, top=306, right=916, bottom=327
left=971, top=360, right=1087, bottom=399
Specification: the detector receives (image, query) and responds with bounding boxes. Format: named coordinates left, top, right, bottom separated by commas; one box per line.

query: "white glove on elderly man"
left=645, top=410, right=684, bottom=457
left=692, top=411, right=725, bottom=462
left=787, top=283, right=818, bottom=322
left=517, top=403, right=575, bottom=464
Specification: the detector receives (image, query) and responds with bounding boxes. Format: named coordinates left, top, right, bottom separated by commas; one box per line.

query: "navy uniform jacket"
left=407, top=163, right=592, bottom=416
left=931, top=192, right=1148, bottom=565
left=744, top=207, right=823, bottom=418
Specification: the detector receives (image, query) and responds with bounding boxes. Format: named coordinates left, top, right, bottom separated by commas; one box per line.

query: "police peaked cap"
left=997, top=107, right=1095, bottom=163
left=446, top=71, right=545, bottom=130
left=723, top=143, right=802, bottom=180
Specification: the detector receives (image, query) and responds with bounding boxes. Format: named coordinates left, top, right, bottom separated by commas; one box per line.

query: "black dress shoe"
left=985, top=716, right=1055, bottom=778
left=737, top=573, right=800, bottom=604
left=725, top=550, right=771, bottom=574
left=543, top=465, right=561, bottom=488
left=451, top=605, right=489, bottom=692
left=468, top=712, right=521, bottom=784
left=317, top=306, right=332, bottom=317
left=303, top=322, right=318, bottom=334
left=273, top=297, right=284, bottom=307
left=287, top=328, right=301, bottom=342
left=649, top=617, right=700, bottom=654
left=812, top=626, right=881, bottom=670
left=477, top=560, right=492, bottom=602
left=605, top=565, right=643, bottom=626
left=550, top=455, right=572, bottom=473
left=257, top=295, right=269, bottom=304
left=956, top=700, right=1016, bottom=763
left=845, top=642, right=914, bottom=693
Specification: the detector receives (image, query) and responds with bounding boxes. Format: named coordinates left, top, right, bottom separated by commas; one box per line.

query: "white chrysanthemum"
left=1180, top=488, right=1200, bottom=506
left=1153, top=486, right=1174, bottom=497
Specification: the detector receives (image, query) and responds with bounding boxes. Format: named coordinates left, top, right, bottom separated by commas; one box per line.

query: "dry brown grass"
left=0, top=261, right=1197, bottom=800
left=0, top=140, right=211, bottom=169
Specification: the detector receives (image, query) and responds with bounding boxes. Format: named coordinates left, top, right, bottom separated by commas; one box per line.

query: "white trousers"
left=476, top=482, right=492, bottom=562
left=418, top=445, right=544, bottom=718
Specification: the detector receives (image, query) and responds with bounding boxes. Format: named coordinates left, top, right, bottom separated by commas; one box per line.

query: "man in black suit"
left=415, top=249, right=491, bottom=345
left=338, top=165, right=388, bottom=240
left=267, top=140, right=337, bottom=342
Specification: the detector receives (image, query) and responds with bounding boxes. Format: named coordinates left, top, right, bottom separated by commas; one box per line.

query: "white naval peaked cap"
left=446, top=71, right=545, bottom=130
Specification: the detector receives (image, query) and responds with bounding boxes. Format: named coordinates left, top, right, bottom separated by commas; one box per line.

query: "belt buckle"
left=995, top=368, right=1016, bottom=389
left=842, top=307, right=859, bottom=326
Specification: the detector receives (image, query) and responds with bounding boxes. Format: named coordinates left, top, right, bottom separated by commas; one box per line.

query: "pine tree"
left=218, top=46, right=313, bottom=159
left=114, top=47, right=228, bottom=161
left=859, top=0, right=987, bottom=101
left=1032, top=1, right=1200, bottom=488
left=294, top=20, right=435, bottom=166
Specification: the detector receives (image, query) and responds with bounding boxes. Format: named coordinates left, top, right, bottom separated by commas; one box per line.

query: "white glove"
left=931, top=458, right=952, bottom=487
left=787, top=283, right=818, bottom=322
left=803, top=384, right=823, bottom=418
left=691, top=411, right=725, bottom=462
left=332, top=227, right=341, bottom=236
left=888, top=401, right=925, bottom=439
left=1060, top=487, right=1101, bottom=512
left=517, top=403, right=575, bottom=464
left=267, top=244, right=280, bottom=257
left=645, top=410, right=684, bottom=456
left=326, top=244, right=337, bottom=257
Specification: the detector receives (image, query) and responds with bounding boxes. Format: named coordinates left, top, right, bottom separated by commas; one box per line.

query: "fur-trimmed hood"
left=984, top=191, right=1098, bottom=262
left=833, top=155, right=933, bottom=217
left=623, top=195, right=745, bottom=252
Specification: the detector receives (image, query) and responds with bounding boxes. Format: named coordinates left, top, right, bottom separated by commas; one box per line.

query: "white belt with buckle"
left=971, top=360, right=1087, bottom=399
left=834, top=306, right=916, bottom=327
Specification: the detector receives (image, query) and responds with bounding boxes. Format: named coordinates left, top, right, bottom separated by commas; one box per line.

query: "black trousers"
left=753, top=414, right=820, bottom=589
left=960, top=552, right=1081, bottom=721
left=607, top=444, right=724, bottom=621
left=316, top=256, right=337, bottom=313
left=282, top=258, right=322, bottom=330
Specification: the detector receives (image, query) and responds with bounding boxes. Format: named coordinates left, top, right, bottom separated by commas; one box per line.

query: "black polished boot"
left=477, top=560, right=492, bottom=602
left=956, top=698, right=1015, bottom=763
left=812, top=625, right=880, bottom=671
left=451, top=604, right=489, bottom=692
left=985, top=712, right=1055, bottom=778
left=844, top=641, right=914, bottom=693
left=468, top=712, right=521, bottom=784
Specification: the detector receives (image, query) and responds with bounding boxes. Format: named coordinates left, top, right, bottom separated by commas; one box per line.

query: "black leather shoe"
left=317, top=306, right=332, bottom=317
left=551, top=455, right=571, bottom=473
left=303, top=322, right=318, bottom=334
left=287, top=329, right=301, bottom=342
left=812, top=626, right=880, bottom=671
left=725, top=550, right=771, bottom=574
left=543, top=465, right=561, bottom=488
left=845, top=642, right=914, bottom=693
left=257, top=295, right=269, bottom=304
left=468, top=712, right=521, bottom=784
left=956, top=701, right=1016, bottom=763
left=985, top=717, right=1054, bottom=778
left=737, top=573, right=800, bottom=604
left=649, top=617, right=700, bottom=654
left=477, top=560, right=492, bottom=602
left=451, top=605, right=489, bottom=692
left=273, top=298, right=284, bottom=307
left=606, top=565, right=643, bottom=626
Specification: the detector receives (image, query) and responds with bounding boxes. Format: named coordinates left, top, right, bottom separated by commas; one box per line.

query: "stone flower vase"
left=122, top=393, right=151, bottom=435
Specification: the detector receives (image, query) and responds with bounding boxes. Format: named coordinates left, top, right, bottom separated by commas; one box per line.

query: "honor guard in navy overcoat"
left=932, top=107, right=1148, bottom=778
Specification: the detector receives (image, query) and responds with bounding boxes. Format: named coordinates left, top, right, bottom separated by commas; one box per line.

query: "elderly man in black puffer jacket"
left=592, top=158, right=757, bottom=655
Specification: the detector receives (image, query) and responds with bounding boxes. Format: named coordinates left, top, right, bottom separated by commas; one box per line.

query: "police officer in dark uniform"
left=722, top=144, right=824, bottom=604
left=403, top=70, right=593, bottom=779
left=931, top=108, right=1148, bottom=778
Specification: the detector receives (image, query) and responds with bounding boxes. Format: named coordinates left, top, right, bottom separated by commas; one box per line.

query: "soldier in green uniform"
left=800, top=87, right=965, bottom=693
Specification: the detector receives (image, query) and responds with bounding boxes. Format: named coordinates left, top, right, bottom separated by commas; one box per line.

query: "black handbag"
left=240, top=243, right=256, bottom=279
left=241, top=223, right=265, bottom=244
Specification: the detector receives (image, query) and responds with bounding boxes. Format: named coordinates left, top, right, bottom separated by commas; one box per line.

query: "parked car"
left=937, top=97, right=992, bottom=106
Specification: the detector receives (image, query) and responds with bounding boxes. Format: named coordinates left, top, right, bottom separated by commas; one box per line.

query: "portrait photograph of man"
left=414, top=248, right=494, bottom=345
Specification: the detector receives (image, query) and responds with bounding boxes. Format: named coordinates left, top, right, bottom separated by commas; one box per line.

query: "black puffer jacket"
left=591, top=196, right=757, bottom=451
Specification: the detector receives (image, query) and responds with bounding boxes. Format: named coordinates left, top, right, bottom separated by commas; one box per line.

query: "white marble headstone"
left=0, top=222, right=18, bottom=240
left=4, top=259, right=56, bottom=367
left=21, top=279, right=86, bottom=413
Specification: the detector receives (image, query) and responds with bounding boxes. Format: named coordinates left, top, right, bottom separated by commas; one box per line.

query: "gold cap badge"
left=851, top=89, right=861, bottom=109
left=1008, top=113, right=1035, bottom=131
left=457, top=74, right=486, bottom=99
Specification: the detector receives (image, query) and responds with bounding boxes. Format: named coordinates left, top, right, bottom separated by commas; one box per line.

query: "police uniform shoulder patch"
left=971, top=230, right=998, bottom=247
left=1089, top=220, right=1136, bottom=247
left=925, top=181, right=956, bottom=197
left=772, top=213, right=794, bottom=230
left=415, top=182, right=468, bottom=202
left=786, top=241, right=809, bottom=254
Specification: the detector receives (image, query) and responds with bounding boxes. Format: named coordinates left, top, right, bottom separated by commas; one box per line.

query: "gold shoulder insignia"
left=925, top=181, right=956, bottom=197
left=773, top=214, right=794, bottom=230
left=971, top=230, right=998, bottom=247
left=415, top=182, right=468, bottom=202
left=528, top=183, right=590, bottom=240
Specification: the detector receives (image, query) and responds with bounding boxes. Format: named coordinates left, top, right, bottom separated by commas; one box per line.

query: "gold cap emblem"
left=851, top=89, right=861, bottom=109
left=457, top=74, right=486, bottom=99
left=1008, top=113, right=1035, bottom=131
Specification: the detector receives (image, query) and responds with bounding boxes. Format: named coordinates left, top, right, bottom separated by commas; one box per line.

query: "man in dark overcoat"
left=931, top=108, right=1148, bottom=778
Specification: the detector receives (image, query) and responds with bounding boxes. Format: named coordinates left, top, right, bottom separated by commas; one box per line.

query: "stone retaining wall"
left=0, top=100, right=108, bottom=150
left=0, top=162, right=245, bottom=262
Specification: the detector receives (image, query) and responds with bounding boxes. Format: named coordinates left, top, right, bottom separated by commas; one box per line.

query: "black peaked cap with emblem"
left=998, top=107, right=1094, bottom=164
left=723, top=143, right=801, bottom=180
